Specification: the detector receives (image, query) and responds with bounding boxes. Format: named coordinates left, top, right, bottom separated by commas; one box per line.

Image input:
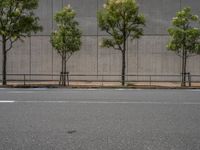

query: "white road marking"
left=0, top=89, right=145, bottom=94
left=188, top=90, right=200, bottom=92
left=115, top=89, right=140, bottom=91
left=0, top=88, right=200, bottom=93
left=32, top=88, right=49, bottom=90
left=0, top=101, right=15, bottom=103
left=4, top=91, right=34, bottom=94
left=0, top=100, right=200, bottom=105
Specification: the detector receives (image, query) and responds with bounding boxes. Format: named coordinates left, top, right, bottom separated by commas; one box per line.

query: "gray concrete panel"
left=52, top=50, right=61, bottom=75
left=77, top=17, right=97, bottom=36
left=137, top=53, right=155, bottom=75
left=97, top=0, right=108, bottom=36
left=30, top=36, right=53, bottom=79
left=138, top=36, right=169, bottom=54
left=63, top=0, right=97, bottom=17
left=53, top=0, right=63, bottom=31
left=137, top=0, right=180, bottom=35
left=137, top=36, right=181, bottom=75
left=182, top=0, right=200, bottom=16
left=34, top=0, right=53, bottom=35
left=127, top=39, right=138, bottom=75
left=63, top=0, right=98, bottom=35
left=98, top=36, right=123, bottom=80
left=52, top=50, right=61, bottom=80
left=187, top=56, right=200, bottom=75
left=7, top=38, right=30, bottom=74
left=160, top=53, right=181, bottom=75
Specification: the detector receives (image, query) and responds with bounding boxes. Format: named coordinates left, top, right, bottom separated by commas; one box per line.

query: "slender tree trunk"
left=60, top=55, right=64, bottom=86
left=63, top=53, right=67, bottom=86
left=2, top=36, right=7, bottom=85
left=121, top=20, right=126, bottom=86
left=121, top=50, right=126, bottom=86
left=121, top=40, right=126, bottom=86
left=181, top=48, right=187, bottom=87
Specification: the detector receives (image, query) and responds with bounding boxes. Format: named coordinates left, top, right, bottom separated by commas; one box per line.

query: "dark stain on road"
left=67, top=130, right=77, bottom=134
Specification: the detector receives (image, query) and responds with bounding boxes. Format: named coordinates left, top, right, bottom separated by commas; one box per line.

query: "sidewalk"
left=1, top=81, right=200, bottom=89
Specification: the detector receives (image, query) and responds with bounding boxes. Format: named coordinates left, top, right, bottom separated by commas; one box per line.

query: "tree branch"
left=6, top=38, right=18, bottom=52
left=66, top=53, right=73, bottom=62
left=0, top=8, right=4, bottom=26
left=187, top=54, right=197, bottom=58
left=175, top=52, right=182, bottom=57
left=111, top=44, right=122, bottom=51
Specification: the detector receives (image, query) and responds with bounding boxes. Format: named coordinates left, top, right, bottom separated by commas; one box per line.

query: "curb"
left=0, top=84, right=200, bottom=89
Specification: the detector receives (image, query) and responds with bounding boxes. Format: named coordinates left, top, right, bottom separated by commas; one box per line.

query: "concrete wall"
left=1, top=0, right=200, bottom=81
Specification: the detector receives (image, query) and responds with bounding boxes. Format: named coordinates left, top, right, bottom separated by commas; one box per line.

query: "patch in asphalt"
left=67, top=130, right=77, bottom=134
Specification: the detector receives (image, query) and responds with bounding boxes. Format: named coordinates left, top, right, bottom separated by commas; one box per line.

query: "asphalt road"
left=0, top=88, right=200, bottom=150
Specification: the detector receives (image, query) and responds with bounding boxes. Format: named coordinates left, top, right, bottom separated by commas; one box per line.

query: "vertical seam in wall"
left=97, top=0, right=99, bottom=78
left=180, top=0, right=182, bottom=74
left=51, top=0, right=53, bottom=80
left=137, top=39, right=139, bottom=80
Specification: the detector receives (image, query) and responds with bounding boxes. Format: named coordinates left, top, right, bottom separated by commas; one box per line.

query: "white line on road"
left=188, top=90, right=200, bottom=92
left=1, top=89, right=200, bottom=94
left=0, top=100, right=200, bottom=105
left=4, top=91, right=35, bottom=94
left=0, top=101, right=15, bottom=103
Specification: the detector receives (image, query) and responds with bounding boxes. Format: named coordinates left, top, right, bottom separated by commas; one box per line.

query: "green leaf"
left=0, top=0, right=43, bottom=51
left=97, top=0, right=145, bottom=50
left=167, top=7, right=200, bottom=55
left=50, top=6, right=82, bottom=57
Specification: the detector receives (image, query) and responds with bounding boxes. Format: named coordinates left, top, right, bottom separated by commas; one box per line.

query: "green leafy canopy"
left=167, top=7, right=200, bottom=55
left=50, top=5, right=82, bottom=57
left=97, top=0, right=145, bottom=51
left=0, top=0, right=42, bottom=51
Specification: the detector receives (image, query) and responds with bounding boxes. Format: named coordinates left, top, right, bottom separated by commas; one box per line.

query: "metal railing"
left=0, top=73, right=200, bottom=86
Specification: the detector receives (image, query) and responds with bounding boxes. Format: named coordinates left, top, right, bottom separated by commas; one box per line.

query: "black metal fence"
left=0, top=73, right=200, bottom=86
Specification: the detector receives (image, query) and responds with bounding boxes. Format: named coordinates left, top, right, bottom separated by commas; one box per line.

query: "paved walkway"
left=1, top=81, right=200, bottom=88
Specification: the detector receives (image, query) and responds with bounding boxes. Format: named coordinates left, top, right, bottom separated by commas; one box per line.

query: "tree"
left=97, top=0, right=145, bottom=86
left=50, top=5, right=81, bottom=86
left=0, top=0, right=42, bottom=85
left=167, top=7, right=200, bottom=87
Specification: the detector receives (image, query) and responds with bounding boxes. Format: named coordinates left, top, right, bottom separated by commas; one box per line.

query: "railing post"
left=149, top=75, right=152, bottom=86
left=66, top=72, right=69, bottom=86
left=59, top=72, right=62, bottom=85
left=23, top=74, right=26, bottom=86
left=101, top=75, right=104, bottom=87
left=188, top=72, right=191, bottom=87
